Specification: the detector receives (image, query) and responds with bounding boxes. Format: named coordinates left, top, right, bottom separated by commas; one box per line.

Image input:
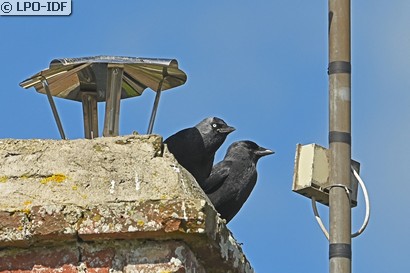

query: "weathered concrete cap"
left=0, top=135, right=254, bottom=273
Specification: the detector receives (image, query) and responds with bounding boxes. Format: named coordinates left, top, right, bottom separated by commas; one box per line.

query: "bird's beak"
left=217, top=126, right=236, bottom=134
left=255, top=147, right=274, bottom=157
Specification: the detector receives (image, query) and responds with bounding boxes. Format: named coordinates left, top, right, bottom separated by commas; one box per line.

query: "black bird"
left=164, top=117, right=235, bottom=186
left=203, top=140, right=274, bottom=223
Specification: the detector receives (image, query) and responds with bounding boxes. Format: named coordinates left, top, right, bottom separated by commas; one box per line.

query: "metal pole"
left=328, top=0, right=352, bottom=273
left=81, top=92, right=99, bottom=139
left=41, top=78, right=67, bottom=140
left=147, top=69, right=168, bottom=135
left=146, top=79, right=164, bottom=135
left=103, top=65, right=124, bottom=137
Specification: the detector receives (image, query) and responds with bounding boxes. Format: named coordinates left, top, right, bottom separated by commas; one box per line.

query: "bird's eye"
left=212, top=123, right=218, bottom=128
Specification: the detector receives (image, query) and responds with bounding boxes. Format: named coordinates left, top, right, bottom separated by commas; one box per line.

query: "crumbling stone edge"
left=0, top=199, right=254, bottom=272
left=0, top=135, right=254, bottom=272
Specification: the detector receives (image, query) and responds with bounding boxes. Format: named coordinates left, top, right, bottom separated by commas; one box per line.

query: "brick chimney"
left=0, top=135, right=254, bottom=273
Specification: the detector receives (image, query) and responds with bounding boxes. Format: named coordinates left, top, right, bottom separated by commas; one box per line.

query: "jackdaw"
left=164, top=117, right=235, bottom=186
left=203, top=140, right=274, bottom=223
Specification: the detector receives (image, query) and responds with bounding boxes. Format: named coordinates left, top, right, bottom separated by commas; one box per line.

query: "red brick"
left=80, top=247, right=115, bottom=269
left=31, top=264, right=78, bottom=273
left=0, top=247, right=78, bottom=271
left=0, top=211, right=30, bottom=247
left=164, top=219, right=182, bottom=232
left=83, top=268, right=109, bottom=273
left=124, top=263, right=185, bottom=273
left=30, top=206, right=76, bottom=241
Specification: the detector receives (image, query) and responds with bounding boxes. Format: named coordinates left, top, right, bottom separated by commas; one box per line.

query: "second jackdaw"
left=203, top=140, right=274, bottom=223
left=164, top=117, right=235, bottom=186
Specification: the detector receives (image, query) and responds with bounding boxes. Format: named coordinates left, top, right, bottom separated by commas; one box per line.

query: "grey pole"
left=147, top=68, right=168, bottom=135
left=41, top=78, right=67, bottom=140
left=103, top=65, right=124, bottom=137
left=328, top=0, right=352, bottom=273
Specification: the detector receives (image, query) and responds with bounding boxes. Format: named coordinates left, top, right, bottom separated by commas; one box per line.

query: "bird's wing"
left=202, top=160, right=232, bottom=194
left=164, top=128, right=204, bottom=158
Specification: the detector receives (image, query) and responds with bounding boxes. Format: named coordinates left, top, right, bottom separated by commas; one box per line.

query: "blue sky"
left=1, top=1, right=410, bottom=272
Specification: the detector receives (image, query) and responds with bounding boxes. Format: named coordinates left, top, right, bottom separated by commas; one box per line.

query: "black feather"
left=205, top=140, right=274, bottom=223
left=164, top=117, right=235, bottom=186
